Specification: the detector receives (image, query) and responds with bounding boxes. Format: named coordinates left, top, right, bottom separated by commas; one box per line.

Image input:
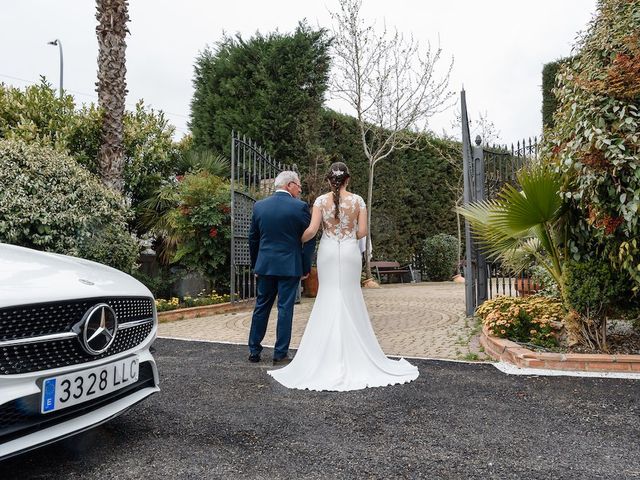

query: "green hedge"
left=317, top=109, right=460, bottom=263
left=541, top=58, right=570, bottom=129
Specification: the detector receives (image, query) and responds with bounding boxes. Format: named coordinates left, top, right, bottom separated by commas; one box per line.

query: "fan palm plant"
left=137, top=182, right=181, bottom=264
left=178, top=149, right=229, bottom=177
left=457, top=163, right=566, bottom=297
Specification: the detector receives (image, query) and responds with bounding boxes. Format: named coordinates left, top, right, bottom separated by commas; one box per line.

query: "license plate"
left=41, top=357, right=139, bottom=414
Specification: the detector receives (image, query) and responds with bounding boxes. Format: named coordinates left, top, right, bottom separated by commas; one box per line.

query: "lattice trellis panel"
left=233, top=192, right=254, bottom=266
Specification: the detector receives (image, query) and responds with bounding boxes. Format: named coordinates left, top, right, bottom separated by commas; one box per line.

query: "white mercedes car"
left=0, top=243, right=160, bottom=459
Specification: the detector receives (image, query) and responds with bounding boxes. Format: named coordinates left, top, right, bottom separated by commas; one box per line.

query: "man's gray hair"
left=274, top=171, right=300, bottom=188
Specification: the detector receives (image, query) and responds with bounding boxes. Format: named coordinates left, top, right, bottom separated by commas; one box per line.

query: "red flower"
left=220, top=205, right=231, bottom=214
left=209, top=228, right=218, bottom=238
left=176, top=175, right=184, bottom=182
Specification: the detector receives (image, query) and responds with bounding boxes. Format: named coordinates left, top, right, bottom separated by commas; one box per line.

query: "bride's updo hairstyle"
left=325, top=161, right=350, bottom=220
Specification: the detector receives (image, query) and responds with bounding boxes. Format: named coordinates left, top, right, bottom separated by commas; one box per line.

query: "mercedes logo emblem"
left=79, top=303, right=118, bottom=355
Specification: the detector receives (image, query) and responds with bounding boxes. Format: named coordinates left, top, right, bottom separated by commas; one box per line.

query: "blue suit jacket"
left=249, top=191, right=315, bottom=277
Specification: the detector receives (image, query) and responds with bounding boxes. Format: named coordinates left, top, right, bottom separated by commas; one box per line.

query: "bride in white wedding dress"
left=268, top=161, right=419, bottom=391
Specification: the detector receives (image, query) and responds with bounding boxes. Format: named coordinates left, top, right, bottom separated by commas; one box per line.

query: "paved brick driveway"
left=158, top=282, right=482, bottom=360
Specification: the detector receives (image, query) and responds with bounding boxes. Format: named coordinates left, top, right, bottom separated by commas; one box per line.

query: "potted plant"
left=303, top=233, right=321, bottom=297
left=303, top=265, right=319, bottom=297
left=514, top=276, right=542, bottom=296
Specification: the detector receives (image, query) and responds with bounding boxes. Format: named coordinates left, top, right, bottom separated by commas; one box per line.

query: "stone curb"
left=157, top=301, right=254, bottom=323
left=480, top=325, right=640, bottom=372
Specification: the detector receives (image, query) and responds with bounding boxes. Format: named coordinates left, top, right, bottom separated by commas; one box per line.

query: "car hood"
left=0, top=243, right=152, bottom=308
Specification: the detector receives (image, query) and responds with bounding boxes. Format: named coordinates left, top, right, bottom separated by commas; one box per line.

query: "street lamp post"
left=47, top=39, right=63, bottom=98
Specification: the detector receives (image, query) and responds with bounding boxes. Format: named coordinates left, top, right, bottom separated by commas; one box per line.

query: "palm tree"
left=177, top=150, right=229, bottom=177
left=457, top=163, right=566, bottom=297
left=137, top=182, right=181, bottom=264
left=95, top=0, right=130, bottom=192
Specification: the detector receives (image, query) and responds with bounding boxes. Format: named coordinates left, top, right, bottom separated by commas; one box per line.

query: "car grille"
left=0, top=361, right=156, bottom=444
left=0, top=322, right=154, bottom=375
left=0, top=297, right=155, bottom=375
left=0, top=297, right=154, bottom=341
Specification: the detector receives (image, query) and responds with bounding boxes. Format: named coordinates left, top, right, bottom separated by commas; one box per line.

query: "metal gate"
left=229, top=131, right=296, bottom=303
left=461, top=91, right=538, bottom=315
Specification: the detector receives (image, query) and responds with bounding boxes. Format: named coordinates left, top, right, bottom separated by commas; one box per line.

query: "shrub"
left=563, top=258, right=627, bottom=318
left=421, top=234, right=458, bottom=281
left=168, top=172, right=231, bottom=288
left=562, top=257, right=630, bottom=349
left=0, top=139, right=138, bottom=272
left=0, top=82, right=180, bottom=235
left=476, top=296, right=564, bottom=348
left=0, top=80, right=76, bottom=145
left=78, top=223, right=140, bottom=274
left=543, top=0, right=640, bottom=288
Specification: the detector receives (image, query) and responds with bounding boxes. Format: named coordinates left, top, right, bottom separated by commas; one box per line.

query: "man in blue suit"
left=248, top=171, right=315, bottom=364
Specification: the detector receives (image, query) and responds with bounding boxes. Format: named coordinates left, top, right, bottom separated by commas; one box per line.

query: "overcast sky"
left=1, top=0, right=597, bottom=145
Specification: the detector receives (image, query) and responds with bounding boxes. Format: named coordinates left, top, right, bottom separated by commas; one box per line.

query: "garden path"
left=158, top=282, right=485, bottom=360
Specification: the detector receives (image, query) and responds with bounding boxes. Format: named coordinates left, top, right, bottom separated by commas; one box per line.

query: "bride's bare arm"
left=302, top=206, right=321, bottom=242
left=356, top=206, right=367, bottom=239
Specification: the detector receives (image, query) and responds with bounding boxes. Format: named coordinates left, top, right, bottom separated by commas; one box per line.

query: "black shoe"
left=248, top=353, right=261, bottom=363
left=272, top=355, right=292, bottom=366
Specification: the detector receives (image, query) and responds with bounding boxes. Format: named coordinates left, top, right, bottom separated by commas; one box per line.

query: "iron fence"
left=230, top=131, right=296, bottom=303
left=461, top=90, right=539, bottom=315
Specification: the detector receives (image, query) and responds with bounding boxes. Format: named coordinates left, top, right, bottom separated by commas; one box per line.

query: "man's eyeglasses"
left=288, top=181, right=302, bottom=189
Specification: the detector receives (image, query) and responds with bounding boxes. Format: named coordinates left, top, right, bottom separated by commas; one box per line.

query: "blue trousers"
left=248, top=275, right=299, bottom=359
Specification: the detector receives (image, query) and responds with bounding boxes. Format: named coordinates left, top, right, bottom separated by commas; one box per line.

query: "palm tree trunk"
left=95, top=0, right=130, bottom=193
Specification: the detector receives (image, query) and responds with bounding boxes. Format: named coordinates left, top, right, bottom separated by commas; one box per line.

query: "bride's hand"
left=302, top=206, right=321, bottom=242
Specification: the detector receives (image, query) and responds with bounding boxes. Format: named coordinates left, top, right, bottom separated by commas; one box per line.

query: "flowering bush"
left=155, top=291, right=230, bottom=312
left=476, top=296, right=564, bottom=348
left=168, top=173, right=231, bottom=287
left=155, top=297, right=180, bottom=312
left=181, top=291, right=230, bottom=308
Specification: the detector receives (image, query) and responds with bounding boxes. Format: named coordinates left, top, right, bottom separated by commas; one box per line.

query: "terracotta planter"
left=361, top=277, right=380, bottom=288
left=514, top=277, right=541, bottom=296
left=303, top=266, right=319, bottom=297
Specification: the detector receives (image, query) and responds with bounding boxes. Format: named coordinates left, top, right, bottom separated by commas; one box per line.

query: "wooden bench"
left=371, top=261, right=415, bottom=284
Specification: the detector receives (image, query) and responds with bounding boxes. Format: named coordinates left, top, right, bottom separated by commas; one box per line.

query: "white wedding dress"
left=268, top=192, right=419, bottom=391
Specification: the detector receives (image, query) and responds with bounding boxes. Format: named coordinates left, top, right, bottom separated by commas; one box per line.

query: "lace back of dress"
left=315, top=193, right=365, bottom=241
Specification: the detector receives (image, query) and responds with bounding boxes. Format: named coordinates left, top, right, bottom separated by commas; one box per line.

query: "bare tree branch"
left=330, top=0, right=454, bottom=279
